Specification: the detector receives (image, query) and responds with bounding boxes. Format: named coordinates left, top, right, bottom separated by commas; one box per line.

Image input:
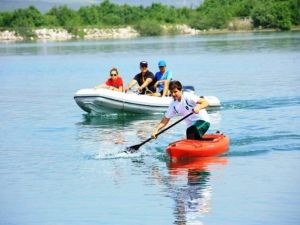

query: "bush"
left=251, top=2, right=292, bottom=30
left=14, top=26, right=36, bottom=39
left=5, top=6, right=44, bottom=38
left=102, top=13, right=124, bottom=26
left=271, top=2, right=292, bottom=30
left=134, top=19, right=162, bottom=36
left=190, top=8, right=230, bottom=29
left=78, top=6, right=100, bottom=26
left=228, top=18, right=253, bottom=31
left=251, top=3, right=274, bottom=28
left=0, top=12, right=13, bottom=28
left=119, top=4, right=144, bottom=24
left=226, top=0, right=255, bottom=17
left=290, top=0, right=300, bottom=25
left=46, top=6, right=80, bottom=27
left=189, top=0, right=231, bottom=30
left=163, top=25, right=181, bottom=35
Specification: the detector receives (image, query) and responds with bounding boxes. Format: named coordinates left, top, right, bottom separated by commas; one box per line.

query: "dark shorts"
left=186, top=120, right=210, bottom=140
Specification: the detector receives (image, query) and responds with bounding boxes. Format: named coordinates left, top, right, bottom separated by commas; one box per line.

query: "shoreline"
left=1, top=25, right=299, bottom=42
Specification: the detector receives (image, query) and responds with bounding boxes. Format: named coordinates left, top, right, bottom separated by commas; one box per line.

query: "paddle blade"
left=124, top=144, right=141, bottom=153
left=124, top=137, right=152, bottom=153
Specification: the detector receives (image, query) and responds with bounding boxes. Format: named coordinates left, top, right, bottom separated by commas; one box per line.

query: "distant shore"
left=1, top=24, right=299, bottom=42
left=0, top=25, right=202, bottom=42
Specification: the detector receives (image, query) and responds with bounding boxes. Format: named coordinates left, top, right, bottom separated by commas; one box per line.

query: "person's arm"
left=138, top=78, right=153, bottom=92
left=116, top=77, right=124, bottom=92
left=193, top=98, right=209, bottom=113
left=154, top=79, right=164, bottom=85
left=94, top=83, right=108, bottom=89
left=151, top=116, right=170, bottom=139
left=95, top=77, right=112, bottom=89
left=117, top=86, right=123, bottom=92
left=162, top=79, right=171, bottom=97
left=124, top=79, right=137, bottom=92
left=154, top=79, right=166, bottom=88
left=108, top=86, right=122, bottom=92
left=159, top=71, right=172, bottom=96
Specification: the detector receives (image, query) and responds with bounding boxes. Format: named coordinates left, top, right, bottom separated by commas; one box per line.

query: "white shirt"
left=165, top=92, right=210, bottom=127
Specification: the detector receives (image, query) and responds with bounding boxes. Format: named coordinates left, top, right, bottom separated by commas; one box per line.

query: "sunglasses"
left=110, top=73, right=117, bottom=76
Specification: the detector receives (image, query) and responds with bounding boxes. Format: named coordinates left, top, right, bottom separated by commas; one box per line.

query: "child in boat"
left=151, top=80, right=210, bottom=140
left=153, top=60, right=172, bottom=97
left=94, top=67, right=123, bottom=92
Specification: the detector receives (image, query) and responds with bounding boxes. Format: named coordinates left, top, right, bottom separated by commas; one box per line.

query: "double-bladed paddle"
left=125, top=112, right=193, bottom=153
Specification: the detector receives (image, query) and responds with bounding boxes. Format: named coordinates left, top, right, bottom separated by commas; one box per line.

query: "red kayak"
left=166, top=134, right=229, bottom=159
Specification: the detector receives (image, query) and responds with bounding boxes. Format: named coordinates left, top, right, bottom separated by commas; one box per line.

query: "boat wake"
left=224, top=134, right=300, bottom=157
left=232, top=134, right=300, bottom=146
left=222, top=96, right=300, bottom=110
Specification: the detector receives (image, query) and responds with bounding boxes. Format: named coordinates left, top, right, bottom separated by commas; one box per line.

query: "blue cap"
left=158, top=60, right=166, bottom=67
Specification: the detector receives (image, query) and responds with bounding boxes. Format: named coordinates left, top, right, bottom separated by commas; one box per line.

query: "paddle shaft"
left=137, top=112, right=194, bottom=148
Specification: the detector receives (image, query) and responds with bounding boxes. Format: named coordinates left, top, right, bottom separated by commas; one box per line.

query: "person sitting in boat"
left=152, top=60, right=172, bottom=97
left=94, top=67, right=123, bottom=92
left=151, top=80, right=210, bottom=140
left=124, top=61, right=156, bottom=95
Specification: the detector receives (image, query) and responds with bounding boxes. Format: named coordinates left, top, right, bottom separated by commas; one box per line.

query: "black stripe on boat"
left=74, top=95, right=167, bottom=109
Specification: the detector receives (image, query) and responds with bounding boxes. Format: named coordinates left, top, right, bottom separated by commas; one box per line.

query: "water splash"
left=92, top=150, right=143, bottom=160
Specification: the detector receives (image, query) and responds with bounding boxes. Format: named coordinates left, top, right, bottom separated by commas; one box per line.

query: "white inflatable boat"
left=74, top=88, right=221, bottom=114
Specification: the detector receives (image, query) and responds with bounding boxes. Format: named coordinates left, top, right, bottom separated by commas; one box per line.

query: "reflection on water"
left=75, top=111, right=223, bottom=160
left=151, top=157, right=228, bottom=225
left=76, top=113, right=162, bottom=158
left=77, top=110, right=229, bottom=225
left=78, top=113, right=162, bottom=126
left=79, top=110, right=222, bottom=128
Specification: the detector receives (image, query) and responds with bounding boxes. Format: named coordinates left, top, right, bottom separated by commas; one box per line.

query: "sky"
left=0, top=0, right=204, bottom=12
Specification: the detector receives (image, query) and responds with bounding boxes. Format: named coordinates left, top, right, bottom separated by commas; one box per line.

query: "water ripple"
left=222, top=96, right=300, bottom=110
left=225, top=149, right=270, bottom=157
left=232, top=134, right=300, bottom=146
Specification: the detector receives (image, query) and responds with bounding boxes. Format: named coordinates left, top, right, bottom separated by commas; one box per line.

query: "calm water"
left=0, top=32, right=300, bottom=225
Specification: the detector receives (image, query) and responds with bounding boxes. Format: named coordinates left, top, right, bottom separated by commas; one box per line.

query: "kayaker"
left=94, top=67, right=123, bottom=92
left=153, top=60, right=173, bottom=97
left=151, top=80, right=210, bottom=140
left=124, top=61, right=156, bottom=95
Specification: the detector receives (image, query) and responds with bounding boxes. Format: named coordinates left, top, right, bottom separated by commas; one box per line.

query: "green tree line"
left=0, top=0, right=299, bottom=38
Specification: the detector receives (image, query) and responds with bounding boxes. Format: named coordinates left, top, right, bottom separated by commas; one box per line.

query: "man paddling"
left=151, top=80, right=210, bottom=140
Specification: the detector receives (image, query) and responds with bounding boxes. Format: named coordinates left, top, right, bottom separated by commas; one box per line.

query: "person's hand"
left=192, top=106, right=200, bottom=114
left=137, top=86, right=143, bottom=93
left=151, top=130, right=158, bottom=139
left=124, top=87, right=130, bottom=92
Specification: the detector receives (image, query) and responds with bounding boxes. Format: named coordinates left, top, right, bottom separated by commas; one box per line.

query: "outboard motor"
left=183, top=85, right=195, bottom=94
